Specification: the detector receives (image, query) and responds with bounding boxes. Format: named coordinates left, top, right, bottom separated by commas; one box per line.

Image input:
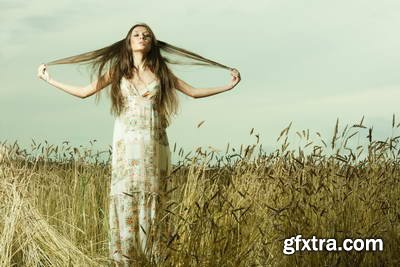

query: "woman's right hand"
left=37, top=64, right=51, bottom=82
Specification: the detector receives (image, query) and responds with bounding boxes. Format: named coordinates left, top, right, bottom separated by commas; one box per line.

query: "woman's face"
left=130, top=26, right=152, bottom=54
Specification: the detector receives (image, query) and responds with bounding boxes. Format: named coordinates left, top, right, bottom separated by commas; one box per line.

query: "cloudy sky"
left=1, top=0, right=400, bottom=163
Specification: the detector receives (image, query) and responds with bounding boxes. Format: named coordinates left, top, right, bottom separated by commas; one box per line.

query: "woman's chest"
left=120, top=77, right=160, bottom=100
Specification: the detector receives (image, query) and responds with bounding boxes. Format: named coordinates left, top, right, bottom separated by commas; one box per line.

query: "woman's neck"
left=132, top=52, right=146, bottom=71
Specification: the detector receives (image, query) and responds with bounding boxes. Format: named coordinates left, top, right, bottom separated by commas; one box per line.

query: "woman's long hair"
left=46, top=23, right=232, bottom=128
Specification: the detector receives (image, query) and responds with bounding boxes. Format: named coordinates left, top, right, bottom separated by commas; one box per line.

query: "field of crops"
left=1, top=119, right=399, bottom=266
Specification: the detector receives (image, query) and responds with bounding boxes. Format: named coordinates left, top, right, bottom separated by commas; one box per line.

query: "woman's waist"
left=115, top=114, right=164, bottom=127
left=125, top=95, right=159, bottom=104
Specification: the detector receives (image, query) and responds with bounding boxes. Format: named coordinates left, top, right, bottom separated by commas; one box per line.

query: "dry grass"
left=0, top=117, right=400, bottom=266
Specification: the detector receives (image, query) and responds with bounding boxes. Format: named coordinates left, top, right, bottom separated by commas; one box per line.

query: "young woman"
left=37, top=23, right=241, bottom=266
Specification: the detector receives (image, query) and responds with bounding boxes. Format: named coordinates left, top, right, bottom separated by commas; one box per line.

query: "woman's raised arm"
left=37, top=64, right=112, bottom=99
left=173, top=68, right=241, bottom=99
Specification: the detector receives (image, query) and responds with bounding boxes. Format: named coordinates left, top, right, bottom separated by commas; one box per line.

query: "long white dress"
left=108, top=76, right=172, bottom=266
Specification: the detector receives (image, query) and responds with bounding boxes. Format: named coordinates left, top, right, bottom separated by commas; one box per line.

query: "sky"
left=1, top=0, right=400, bottom=164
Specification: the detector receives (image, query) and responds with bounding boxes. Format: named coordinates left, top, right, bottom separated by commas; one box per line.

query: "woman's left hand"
left=228, top=68, right=241, bottom=89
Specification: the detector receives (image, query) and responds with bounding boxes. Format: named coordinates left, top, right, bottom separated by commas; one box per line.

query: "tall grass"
left=0, top=117, right=399, bottom=266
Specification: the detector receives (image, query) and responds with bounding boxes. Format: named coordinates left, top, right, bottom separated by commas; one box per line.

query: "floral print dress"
left=108, top=76, right=172, bottom=266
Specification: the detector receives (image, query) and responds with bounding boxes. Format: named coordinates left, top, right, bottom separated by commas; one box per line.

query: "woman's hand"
left=37, top=63, right=51, bottom=82
left=228, top=68, right=241, bottom=90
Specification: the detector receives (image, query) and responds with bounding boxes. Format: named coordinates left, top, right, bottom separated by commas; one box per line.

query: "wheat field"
left=0, top=117, right=399, bottom=266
